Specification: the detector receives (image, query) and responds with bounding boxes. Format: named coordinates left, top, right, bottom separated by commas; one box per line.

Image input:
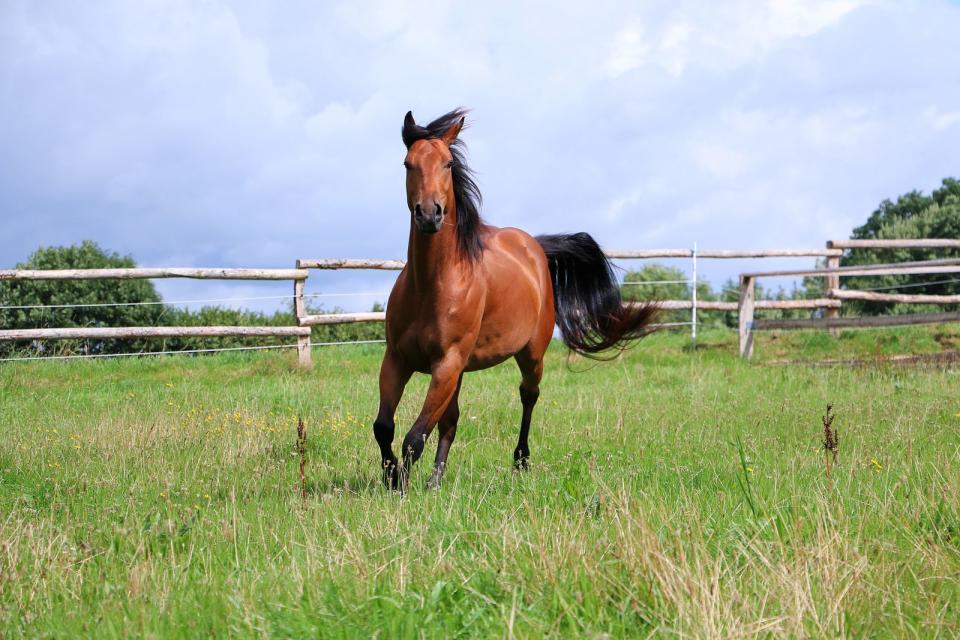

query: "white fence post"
left=691, top=242, right=698, bottom=346
left=738, top=275, right=755, bottom=359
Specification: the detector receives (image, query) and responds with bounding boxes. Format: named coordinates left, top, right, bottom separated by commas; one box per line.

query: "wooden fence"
left=292, top=249, right=843, bottom=328
left=737, top=242, right=960, bottom=358
left=297, top=242, right=960, bottom=361
left=3, top=239, right=958, bottom=365
left=0, top=267, right=314, bottom=367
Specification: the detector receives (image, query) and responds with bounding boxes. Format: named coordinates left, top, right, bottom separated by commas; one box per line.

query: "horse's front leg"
left=374, top=348, right=412, bottom=490
left=400, top=354, right=465, bottom=491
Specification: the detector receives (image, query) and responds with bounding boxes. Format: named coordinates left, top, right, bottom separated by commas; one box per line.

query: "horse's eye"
left=446, top=161, right=454, bottom=169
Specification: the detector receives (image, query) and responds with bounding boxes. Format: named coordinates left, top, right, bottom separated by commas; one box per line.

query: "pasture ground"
left=1, top=326, right=959, bottom=638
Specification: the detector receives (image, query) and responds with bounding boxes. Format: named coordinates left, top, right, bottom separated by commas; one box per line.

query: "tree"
left=852, top=178, right=960, bottom=240
left=621, top=263, right=719, bottom=327
left=0, top=241, right=164, bottom=356
left=840, top=178, right=960, bottom=315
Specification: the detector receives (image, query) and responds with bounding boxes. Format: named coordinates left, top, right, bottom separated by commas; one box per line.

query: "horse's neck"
left=407, top=225, right=469, bottom=292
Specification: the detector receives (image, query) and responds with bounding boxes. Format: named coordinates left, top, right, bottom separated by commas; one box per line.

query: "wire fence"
left=0, top=291, right=393, bottom=311
left=618, top=243, right=700, bottom=338
left=0, top=339, right=387, bottom=363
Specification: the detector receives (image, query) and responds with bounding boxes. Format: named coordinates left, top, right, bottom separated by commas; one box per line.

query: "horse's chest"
left=387, top=268, right=538, bottom=372
left=391, top=317, right=467, bottom=372
left=392, top=305, right=515, bottom=372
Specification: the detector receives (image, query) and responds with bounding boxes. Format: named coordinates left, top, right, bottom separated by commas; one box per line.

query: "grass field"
left=2, top=326, right=959, bottom=638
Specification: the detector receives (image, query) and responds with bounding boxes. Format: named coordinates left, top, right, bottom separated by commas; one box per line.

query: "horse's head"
left=401, top=111, right=464, bottom=234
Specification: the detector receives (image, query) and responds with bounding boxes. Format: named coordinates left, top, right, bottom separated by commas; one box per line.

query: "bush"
left=0, top=241, right=164, bottom=356
left=153, top=303, right=385, bottom=353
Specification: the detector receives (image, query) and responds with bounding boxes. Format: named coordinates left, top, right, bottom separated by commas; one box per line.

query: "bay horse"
left=374, top=108, right=657, bottom=490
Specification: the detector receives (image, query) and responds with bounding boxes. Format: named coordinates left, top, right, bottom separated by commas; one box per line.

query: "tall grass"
left=1, top=327, right=958, bottom=637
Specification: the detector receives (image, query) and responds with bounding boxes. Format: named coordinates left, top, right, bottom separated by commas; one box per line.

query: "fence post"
left=691, top=242, right=697, bottom=347
left=738, top=275, right=755, bottom=359
left=825, top=241, right=841, bottom=336
left=294, top=262, right=311, bottom=368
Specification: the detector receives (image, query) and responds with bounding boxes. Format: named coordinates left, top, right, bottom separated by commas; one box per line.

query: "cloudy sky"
left=2, top=0, right=959, bottom=311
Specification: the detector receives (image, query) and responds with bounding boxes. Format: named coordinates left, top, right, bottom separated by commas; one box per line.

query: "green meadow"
left=1, top=326, right=958, bottom=638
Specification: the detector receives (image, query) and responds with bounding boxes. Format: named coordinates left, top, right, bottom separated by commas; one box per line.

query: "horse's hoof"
left=425, top=475, right=442, bottom=491
left=513, top=449, right=530, bottom=471
left=382, top=463, right=400, bottom=491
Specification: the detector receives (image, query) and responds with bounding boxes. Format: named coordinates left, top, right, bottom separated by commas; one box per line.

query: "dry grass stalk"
left=297, top=416, right=307, bottom=502
left=822, top=404, right=838, bottom=480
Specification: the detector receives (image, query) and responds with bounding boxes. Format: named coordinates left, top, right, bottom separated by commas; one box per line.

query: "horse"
left=373, top=108, right=658, bottom=491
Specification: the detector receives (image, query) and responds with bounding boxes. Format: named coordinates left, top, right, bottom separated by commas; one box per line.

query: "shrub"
left=0, top=241, right=163, bottom=356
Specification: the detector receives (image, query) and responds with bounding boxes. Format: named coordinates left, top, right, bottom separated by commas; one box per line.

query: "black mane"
left=402, top=108, right=484, bottom=261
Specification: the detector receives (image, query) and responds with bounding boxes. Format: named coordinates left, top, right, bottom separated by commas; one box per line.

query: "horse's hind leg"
left=374, top=349, right=412, bottom=490
left=513, top=350, right=543, bottom=470
left=426, top=374, right=463, bottom=490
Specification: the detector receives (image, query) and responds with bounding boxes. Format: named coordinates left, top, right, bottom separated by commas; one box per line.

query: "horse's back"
left=481, top=226, right=550, bottom=304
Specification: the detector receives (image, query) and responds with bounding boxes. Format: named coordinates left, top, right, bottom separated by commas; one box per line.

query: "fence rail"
left=296, top=259, right=405, bottom=270
left=655, top=299, right=840, bottom=311
left=741, top=259, right=960, bottom=279
left=607, top=249, right=842, bottom=259
left=828, top=289, right=960, bottom=304
left=0, top=268, right=308, bottom=280
left=299, top=312, right=386, bottom=326
left=755, top=311, right=960, bottom=331
left=0, top=326, right=311, bottom=340
left=827, top=239, right=960, bottom=250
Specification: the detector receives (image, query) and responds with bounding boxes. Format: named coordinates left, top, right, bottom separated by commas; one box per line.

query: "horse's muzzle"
left=414, top=202, right=444, bottom=234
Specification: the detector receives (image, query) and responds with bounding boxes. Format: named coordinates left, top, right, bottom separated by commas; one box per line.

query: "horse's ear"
left=402, top=111, right=417, bottom=148
left=440, top=117, right=464, bottom=145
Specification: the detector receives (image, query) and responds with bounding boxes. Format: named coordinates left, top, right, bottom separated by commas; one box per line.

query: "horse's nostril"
left=434, top=203, right=442, bottom=219
left=414, top=203, right=423, bottom=218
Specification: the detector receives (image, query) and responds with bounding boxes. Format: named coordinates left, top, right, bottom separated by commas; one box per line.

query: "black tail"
left=536, top=232, right=659, bottom=359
